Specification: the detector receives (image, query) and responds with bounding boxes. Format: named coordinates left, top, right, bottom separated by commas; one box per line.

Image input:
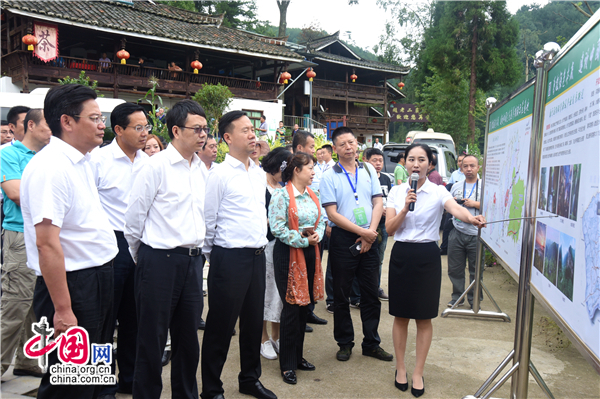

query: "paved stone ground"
left=2, top=237, right=599, bottom=398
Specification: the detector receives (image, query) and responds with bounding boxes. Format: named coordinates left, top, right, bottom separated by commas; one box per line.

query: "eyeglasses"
left=126, top=124, right=153, bottom=133
left=179, top=126, right=210, bottom=135
left=74, top=114, right=107, bottom=125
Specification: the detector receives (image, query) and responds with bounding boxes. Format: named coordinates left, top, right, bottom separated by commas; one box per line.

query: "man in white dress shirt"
left=125, top=99, right=208, bottom=399
left=21, top=84, right=118, bottom=399
left=373, top=138, right=383, bottom=150
left=199, top=133, right=218, bottom=171
left=91, top=102, right=149, bottom=399
left=201, top=111, right=277, bottom=399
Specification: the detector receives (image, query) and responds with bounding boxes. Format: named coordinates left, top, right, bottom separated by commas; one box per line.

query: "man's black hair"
left=262, top=147, right=292, bottom=175
left=431, top=152, right=438, bottom=167
left=405, top=143, right=434, bottom=164
left=44, top=84, right=97, bottom=138
left=218, top=110, right=247, bottom=140
left=321, top=144, right=333, bottom=154
left=1, top=120, right=8, bottom=126
left=166, top=99, right=206, bottom=140
left=260, top=115, right=266, bottom=121
left=23, top=109, right=44, bottom=135
left=331, top=126, right=354, bottom=144
left=203, top=134, right=215, bottom=150
left=7, top=106, right=31, bottom=126
left=461, top=154, right=479, bottom=164
left=291, top=130, right=314, bottom=153
left=364, top=148, right=384, bottom=160
left=110, top=102, right=146, bottom=132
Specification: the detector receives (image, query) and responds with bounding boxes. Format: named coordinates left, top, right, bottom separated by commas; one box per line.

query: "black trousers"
left=273, top=239, right=316, bottom=371
left=133, top=243, right=203, bottom=399
left=33, top=262, right=114, bottom=399
left=99, top=232, right=137, bottom=396
left=201, top=245, right=266, bottom=399
left=329, top=227, right=381, bottom=350
left=439, top=212, right=454, bottom=253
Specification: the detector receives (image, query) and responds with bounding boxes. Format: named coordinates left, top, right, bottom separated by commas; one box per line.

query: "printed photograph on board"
left=543, top=225, right=560, bottom=285
left=570, top=164, right=581, bottom=221
left=534, top=221, right=546, bottom=273
left=538, top=167, right=548, bottom=211
left=558, top=164, right=572, bottom=219
left=546, top=166, right=559, bottom=214
left=557, top=232, right=576, bottom=301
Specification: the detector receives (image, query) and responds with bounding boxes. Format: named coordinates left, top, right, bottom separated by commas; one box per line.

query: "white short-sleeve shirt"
left=21, top=137, right=118, bottom=275
left=387, top=179, right=453, bottom=243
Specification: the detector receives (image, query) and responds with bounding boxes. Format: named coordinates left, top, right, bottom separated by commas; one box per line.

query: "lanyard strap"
left=338, top=162, right=359, bottom=205
left=463, top=180, right=478, bottom=199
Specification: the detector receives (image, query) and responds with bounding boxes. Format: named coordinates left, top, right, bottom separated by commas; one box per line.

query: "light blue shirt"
left=1, top=141, right=36, bottom=232
left=320, top=162, right=382, bottom=228
left=448, top=169, right=465, bottom=184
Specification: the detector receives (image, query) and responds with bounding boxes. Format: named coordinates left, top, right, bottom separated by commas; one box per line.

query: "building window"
left=243, top=109, right=263, bottom=130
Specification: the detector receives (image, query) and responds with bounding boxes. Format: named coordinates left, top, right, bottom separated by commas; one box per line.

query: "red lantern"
left=191, top=60, right=203, bottom=74
left=350, top=73, right=358, bottom=83
left=306, top=68, right=316, bottom=82
left=22, top=34, right=37, bottom=51
left=117, top=49, right=130, bottom=64
left=281, top=71, right=292, bottom=84
left=398, top=82, right=405, bottom=90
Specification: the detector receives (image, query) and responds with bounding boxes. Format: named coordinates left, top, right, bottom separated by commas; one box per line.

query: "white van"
left=405, top=128, right=456, bottom=156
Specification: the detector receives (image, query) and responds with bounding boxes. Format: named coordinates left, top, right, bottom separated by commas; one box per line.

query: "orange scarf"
left=285, top=183, right=324, bottom=306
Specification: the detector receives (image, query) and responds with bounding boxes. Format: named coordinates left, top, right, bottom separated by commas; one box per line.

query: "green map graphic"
left=508, top=177, right=526, bottom=242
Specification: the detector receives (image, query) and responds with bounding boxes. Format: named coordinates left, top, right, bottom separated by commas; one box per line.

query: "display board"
left=530, top=21, right=600, bottom=361
left=481, top=84, right=535, bottom=276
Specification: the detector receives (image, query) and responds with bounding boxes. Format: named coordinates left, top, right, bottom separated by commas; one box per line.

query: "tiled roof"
left=3, top=0, right=303, bottom=60
left=312, top=50, right=409, bottom=74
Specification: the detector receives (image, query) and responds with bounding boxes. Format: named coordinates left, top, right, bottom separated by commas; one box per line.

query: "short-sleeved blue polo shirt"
left=1, top=141, right=36, bottom=232
left=320, top=161, right=382, bottom=228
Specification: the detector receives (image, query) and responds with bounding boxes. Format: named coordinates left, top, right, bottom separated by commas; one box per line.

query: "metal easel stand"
left=465, top=43, right=561, bottom=399
left=441, top=238, right=510, bottom=321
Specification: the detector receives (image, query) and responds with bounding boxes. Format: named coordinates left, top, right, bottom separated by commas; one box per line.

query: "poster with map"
left=481, top=84, right=535, bottom=276
left=530, top=20, right=600, bottom=362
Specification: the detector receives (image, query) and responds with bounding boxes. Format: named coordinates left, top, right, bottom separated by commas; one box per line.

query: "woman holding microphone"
left=268, top=152, right=325, bottom=385
left=385, top=144, right=486, bottom=397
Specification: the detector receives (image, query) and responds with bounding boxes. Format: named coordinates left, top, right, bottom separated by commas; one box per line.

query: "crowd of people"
left=0, top=83, right=486, bottom=399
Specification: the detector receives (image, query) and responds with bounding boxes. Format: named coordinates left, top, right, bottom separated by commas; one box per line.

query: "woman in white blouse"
left=385, top=144, right=486, bottom=397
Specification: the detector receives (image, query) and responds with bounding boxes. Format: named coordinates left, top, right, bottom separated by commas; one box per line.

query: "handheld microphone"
left=409, top=173, right=419, bottom=212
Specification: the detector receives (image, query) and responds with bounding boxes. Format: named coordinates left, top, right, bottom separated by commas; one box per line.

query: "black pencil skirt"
left=388, top=241, right=442, bottom=320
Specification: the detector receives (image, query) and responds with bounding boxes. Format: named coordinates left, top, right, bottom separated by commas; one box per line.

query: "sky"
left=256, top=0, right=549, bottom=52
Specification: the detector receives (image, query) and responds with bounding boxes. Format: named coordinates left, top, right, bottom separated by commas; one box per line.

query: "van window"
left=444, top=151, right=457, bottom=177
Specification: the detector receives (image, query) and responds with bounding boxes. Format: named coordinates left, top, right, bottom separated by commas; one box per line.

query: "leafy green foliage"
left=192, top=83, right=233, bottom=136
left=159, top=1, right=267, bottom=31
left=58, top=70, right=103, bottom=97
left=138, top=77, right=169, bottom=142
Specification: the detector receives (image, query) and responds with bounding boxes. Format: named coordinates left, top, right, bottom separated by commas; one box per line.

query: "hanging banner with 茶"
left=33, top=22, right=58, bottom=62
left=388, top=103, right=429, bottom=123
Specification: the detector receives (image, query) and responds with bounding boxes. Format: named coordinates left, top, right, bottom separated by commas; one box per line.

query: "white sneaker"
left=260, top=340, right=277, bottom=360
left=269, top=338, right=280, bottom=354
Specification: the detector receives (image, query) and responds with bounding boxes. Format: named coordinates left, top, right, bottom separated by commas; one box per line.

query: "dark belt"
left=151, top=245, right=202, bottom=257
left=254, top=246, right=266, bottom=255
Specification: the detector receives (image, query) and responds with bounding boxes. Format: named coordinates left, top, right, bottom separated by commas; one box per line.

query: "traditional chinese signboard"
left=33, top=22, right=58, bottom=62
left=389, top=103, right=429, bottom=123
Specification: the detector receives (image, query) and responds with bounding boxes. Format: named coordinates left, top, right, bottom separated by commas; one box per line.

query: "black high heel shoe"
left=411, top=377, right=425, bottom=397
left=395, top=370, right=408, bottom=392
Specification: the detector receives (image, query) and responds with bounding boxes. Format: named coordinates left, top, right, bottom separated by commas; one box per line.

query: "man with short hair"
left=199, top=134, right=218, bottom=171
left=447, top=155, right=482, bottom=308
left=258, top=115, right=268, bottom=139
left=3, top=106, right=30, bottom=146
left=320, top=126, right=392, bottom=363
left=276, top=121, right=286, bottom=143
left=373, top=138, right=383, bottom=150
left=21, top=84, right=118, bottom=398
left=1, top=120, right=13, bottom=144
left=1, top=109, right=51, bottom=378
left=292, top=123, right=300, bottom=137
left=201, top=110, right=277, bottom=399
left=448, top=154, right=466, bottom=184
left=125, top=99, right=208, bottom=399
left=427, top=153, right=444, bottom=185
left=393, top=152, right=409, bottom=185
left=91, top=102, right=149, bottom=399
left=364, top=148, right=391, bottom=301
left=292, top=130, right=315, bottom=155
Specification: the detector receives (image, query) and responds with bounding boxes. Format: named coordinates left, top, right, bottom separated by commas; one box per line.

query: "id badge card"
left=353, top=207, right=368, bottom=226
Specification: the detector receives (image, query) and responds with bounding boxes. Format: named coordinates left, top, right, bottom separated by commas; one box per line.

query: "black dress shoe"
left=211, top=395, right=225, bottom=399
left=239, top=380, right=277, bottom=399
left=306, top=312, right=328, bottom=325
left=305, top=325, right=313, bottom=333
left=161, top=349, right=171, bottom=367
left=395, top=370, right=408, bottom=392
left=281, top=370, right=297, bottom=385
left=411, top=377, right=425, bottom=397
left=297, top=358, right=315, bottom=371
left=198, top=318, right=206, bottom=330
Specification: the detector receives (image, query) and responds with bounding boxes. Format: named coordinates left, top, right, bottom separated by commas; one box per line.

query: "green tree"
left=139, top=77, right=169, bottom=141
left=192, top=83, right=233, bottom=136
left=159, top=1, right=266, bottom=31
left=58, top=70, right=102, bottom=97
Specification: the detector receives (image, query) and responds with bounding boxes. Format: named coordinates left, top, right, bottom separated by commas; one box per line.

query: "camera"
left=456, top=198, right=466, bottom=205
